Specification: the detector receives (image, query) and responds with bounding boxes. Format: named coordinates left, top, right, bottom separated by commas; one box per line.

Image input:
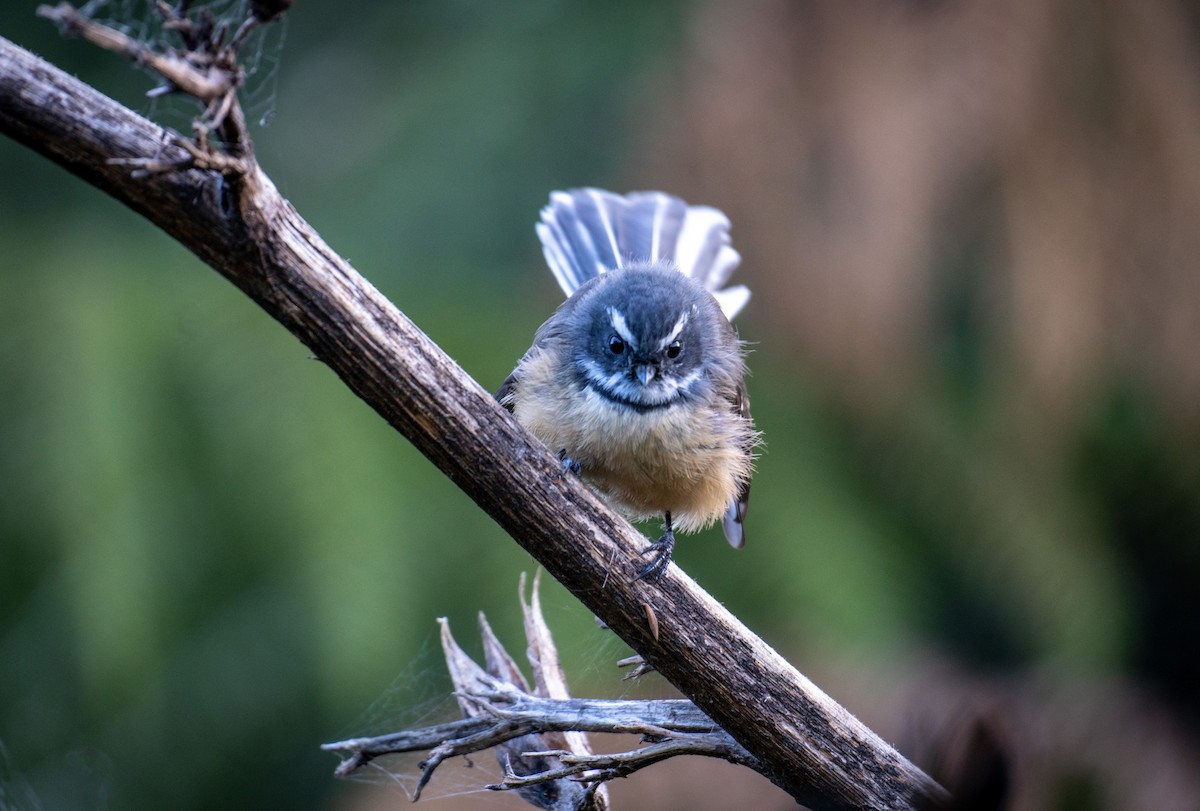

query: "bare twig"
left=494, top=732, right=754, bottom=789
left=37, top=1, right=258, bottom=166
left=517, top=571, right=606, bottom=788
left=0, top=25, right=949, bottom=810
left=616, top=654, right=656, bottom=680
left=322, top=603, right=759, bottom=803
left=436, top=574, right=607, bottom=810
left=38, top=2, right=236, bottom=101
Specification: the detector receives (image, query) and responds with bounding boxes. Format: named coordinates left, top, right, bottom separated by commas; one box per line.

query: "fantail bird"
left=498, top=188, right=757, bottom=580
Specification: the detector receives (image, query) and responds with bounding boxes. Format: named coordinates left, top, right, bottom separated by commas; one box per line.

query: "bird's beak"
left=634, top=364, right=657, bottom=386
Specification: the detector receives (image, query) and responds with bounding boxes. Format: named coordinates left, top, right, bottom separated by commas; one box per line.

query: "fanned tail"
left=535, top=188, right=750, bottom=320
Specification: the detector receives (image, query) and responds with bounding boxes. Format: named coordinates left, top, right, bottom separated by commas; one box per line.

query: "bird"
left=497, top=188, right=757, bottom=581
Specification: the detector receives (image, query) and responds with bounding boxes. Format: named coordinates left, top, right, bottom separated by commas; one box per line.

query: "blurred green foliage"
left=2, top=1, right=1198, bottom=810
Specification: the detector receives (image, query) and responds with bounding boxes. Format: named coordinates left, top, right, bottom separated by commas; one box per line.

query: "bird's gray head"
left=567, top=265, right=735, bottom=411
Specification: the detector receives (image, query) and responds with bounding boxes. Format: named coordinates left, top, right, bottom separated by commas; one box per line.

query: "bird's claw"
left=634, top=531, right=675, bottom=582
left=556, top=449, right=581, bottom=476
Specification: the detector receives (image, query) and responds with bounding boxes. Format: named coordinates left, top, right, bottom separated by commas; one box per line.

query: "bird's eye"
left=608, top=335, right=625, bottom=355
left=666, top=340, right=682, bottom=359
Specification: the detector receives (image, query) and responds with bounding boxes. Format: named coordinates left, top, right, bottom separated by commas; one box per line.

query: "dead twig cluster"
left=36, top=0, right=288, bottom=173
left=322, top=573, right=760, bottom=809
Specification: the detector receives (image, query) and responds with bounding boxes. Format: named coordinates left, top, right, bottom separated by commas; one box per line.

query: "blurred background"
left=2, top=1, right=1199, bottom=809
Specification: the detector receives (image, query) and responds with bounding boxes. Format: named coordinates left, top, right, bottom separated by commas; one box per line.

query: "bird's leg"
left=635, top=511, right=675, bottom=582
left=556, top=448, right=581, bottom=476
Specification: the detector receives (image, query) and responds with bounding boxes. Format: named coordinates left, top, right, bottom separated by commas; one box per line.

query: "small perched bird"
left=498, top=188, right=757, bottom=580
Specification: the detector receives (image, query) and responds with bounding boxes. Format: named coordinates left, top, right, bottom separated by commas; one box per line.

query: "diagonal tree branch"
left=0, top=22, right=948, bottom=811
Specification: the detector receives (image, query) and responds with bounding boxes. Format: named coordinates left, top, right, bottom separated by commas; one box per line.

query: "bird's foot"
left=555, top=449, right=581, bottom=476
left=634, top=529, right=675, bottom=582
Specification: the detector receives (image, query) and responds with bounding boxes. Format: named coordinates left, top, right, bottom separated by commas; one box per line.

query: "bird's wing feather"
left=720, top=381, right=754, bottom=549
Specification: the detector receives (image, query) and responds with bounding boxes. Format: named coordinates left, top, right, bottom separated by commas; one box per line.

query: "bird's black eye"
left=608, top=335, right=625, bottom=355
left=666, top=339, right=682, bottom=359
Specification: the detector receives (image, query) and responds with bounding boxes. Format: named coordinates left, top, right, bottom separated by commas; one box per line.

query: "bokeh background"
left=2, top=1, right=1199, bottom=809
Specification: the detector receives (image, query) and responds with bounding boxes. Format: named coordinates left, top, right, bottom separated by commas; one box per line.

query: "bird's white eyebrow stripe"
left=608, top=307, right=637, bottom=347
left=657, top=311, right=688, bottom=350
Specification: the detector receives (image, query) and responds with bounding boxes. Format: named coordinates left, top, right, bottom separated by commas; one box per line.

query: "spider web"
left=324, top=633, right=518, bottom=805
left=325, top=609, right=641, bottom=806
left=80, top=0, right=286, bottom=131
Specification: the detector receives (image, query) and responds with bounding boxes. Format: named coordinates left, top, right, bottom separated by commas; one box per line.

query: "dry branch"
left=0, top=12, right=949, bottom=810
left=443, top=573, right=609, bottom=810
left=322, top=596, right=759, bottom=805
left=39, top=2, right=236, bottom=101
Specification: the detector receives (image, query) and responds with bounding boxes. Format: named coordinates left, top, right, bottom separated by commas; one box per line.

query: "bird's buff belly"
left=514, top=387, right=750, bottom=533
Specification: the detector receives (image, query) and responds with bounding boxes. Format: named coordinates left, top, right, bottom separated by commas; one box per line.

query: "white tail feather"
left=536, top=188, right=750, bottom=321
